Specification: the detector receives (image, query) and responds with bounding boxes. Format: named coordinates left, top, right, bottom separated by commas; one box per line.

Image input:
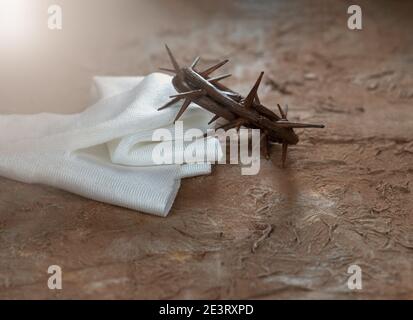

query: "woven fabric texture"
left=0, top=73, right=222, bottom=216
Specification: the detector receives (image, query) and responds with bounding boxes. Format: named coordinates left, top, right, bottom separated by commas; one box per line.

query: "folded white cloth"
left=0, top=73, right=222, bottom=216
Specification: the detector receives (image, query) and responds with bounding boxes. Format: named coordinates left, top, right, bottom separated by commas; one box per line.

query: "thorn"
left=281, top=143, right=288, bottom=168
left=200, top=59, right=229, bottom=76
left=277, top=104, right=287, bottom=119
left=159, top=67, right=176, bottom=74
left=275, top=121, right=325, bottom=129
left=170, top=89, right=205, bottom=99
left=158, top=97, right=181, bottom=111
left=260, top=133, right=270, bottom=160
left=174, top=99, right=191, bottom=123
left=208, top=115, right=220, bottom=125
left=207, top=73, right=232, bottom=83
left=255, top=94, right=261, bottom=104
left=191, top=56, right=201, bottom=69
left=165, top=44, right=180, bottom=73
left=244, top=72, right=264, bottom=108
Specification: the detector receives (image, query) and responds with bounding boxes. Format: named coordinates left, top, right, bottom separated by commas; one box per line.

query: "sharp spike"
left=260, top=133, right=270, bottom=160
left=165, top=44, right=180, bottom=73
left=277, top=104, right=286, bottom=119
left=170, top=89, right=205, bottom=100
left=208, top=115, right=220, bottom=125
left=200, top=59, right=229, bottom=76
left=275, top=121, right=325, bottom=129
left=208, top=73, right=232, bottom=83
left=191, top=56, right=201, bottom=69
left=277, top=104, right=289, bottom=119
left=174, top=99, right=191, bottom=123
left=159, top=67, right=176, bottom=74
left=281, top=143, right=288, bottom=168
left=244, top=72, right=264, bottom=108
left=255, top=94, right=261, bottom=104
left=158, top=97, right=181, bottom=111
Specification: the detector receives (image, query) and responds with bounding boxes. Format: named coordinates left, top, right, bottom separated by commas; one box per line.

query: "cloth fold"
left=0, top=73, right=222, bottom=216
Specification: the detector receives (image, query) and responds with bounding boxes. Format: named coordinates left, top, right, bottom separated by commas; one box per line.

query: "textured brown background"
left=0, top=0, right=412, bottom=299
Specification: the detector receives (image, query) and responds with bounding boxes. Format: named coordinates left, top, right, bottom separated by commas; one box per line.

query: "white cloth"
left=0, top=73, right=222, bottom=217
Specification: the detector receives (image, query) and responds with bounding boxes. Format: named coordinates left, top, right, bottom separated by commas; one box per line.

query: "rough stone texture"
left=0, top=0, right=412, bottom=299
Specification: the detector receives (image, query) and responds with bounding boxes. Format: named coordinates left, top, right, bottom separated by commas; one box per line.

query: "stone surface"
left=0, top=0, right=412, bottom=299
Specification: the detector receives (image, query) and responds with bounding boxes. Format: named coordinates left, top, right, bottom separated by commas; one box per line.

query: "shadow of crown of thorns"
left=158, top=44, right=325, bottom=167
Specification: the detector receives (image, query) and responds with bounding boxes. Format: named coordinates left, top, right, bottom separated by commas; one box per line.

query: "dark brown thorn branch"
left=191, top=56, right=201, bottom=69
left=277, top=104, right=287, bottom=119
left=200, top=59, right=229, bottom=76
left=159, top=45, right=325, bottom=167
left=207, top=73, right=232, bottom=83
left=158, top=97, right=181, bottom=111
left=174, top=99, right=192, bottom=123
left=284, top=104, right=289, bottom=118
left=244, top=72, right=264, bottom=109
left=170, top=89, right=205, bottom=100
left=159, top=67, right=176, bottom=74
left=274, top=122, right=325, bottom=129
left=221, top=91, right=240, bottom=99
left=208, top=115, right=220, bottom=125
left=260, top=132, right=270, bottom=160
left=165, top=44, right=180, bottom=73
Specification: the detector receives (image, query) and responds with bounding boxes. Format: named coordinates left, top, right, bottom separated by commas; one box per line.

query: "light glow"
left=0, top=0, right=32, bottom=46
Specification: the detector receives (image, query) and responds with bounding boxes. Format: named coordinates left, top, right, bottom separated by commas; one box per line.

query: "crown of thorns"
left=159, top=45, right=324, bottom=167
